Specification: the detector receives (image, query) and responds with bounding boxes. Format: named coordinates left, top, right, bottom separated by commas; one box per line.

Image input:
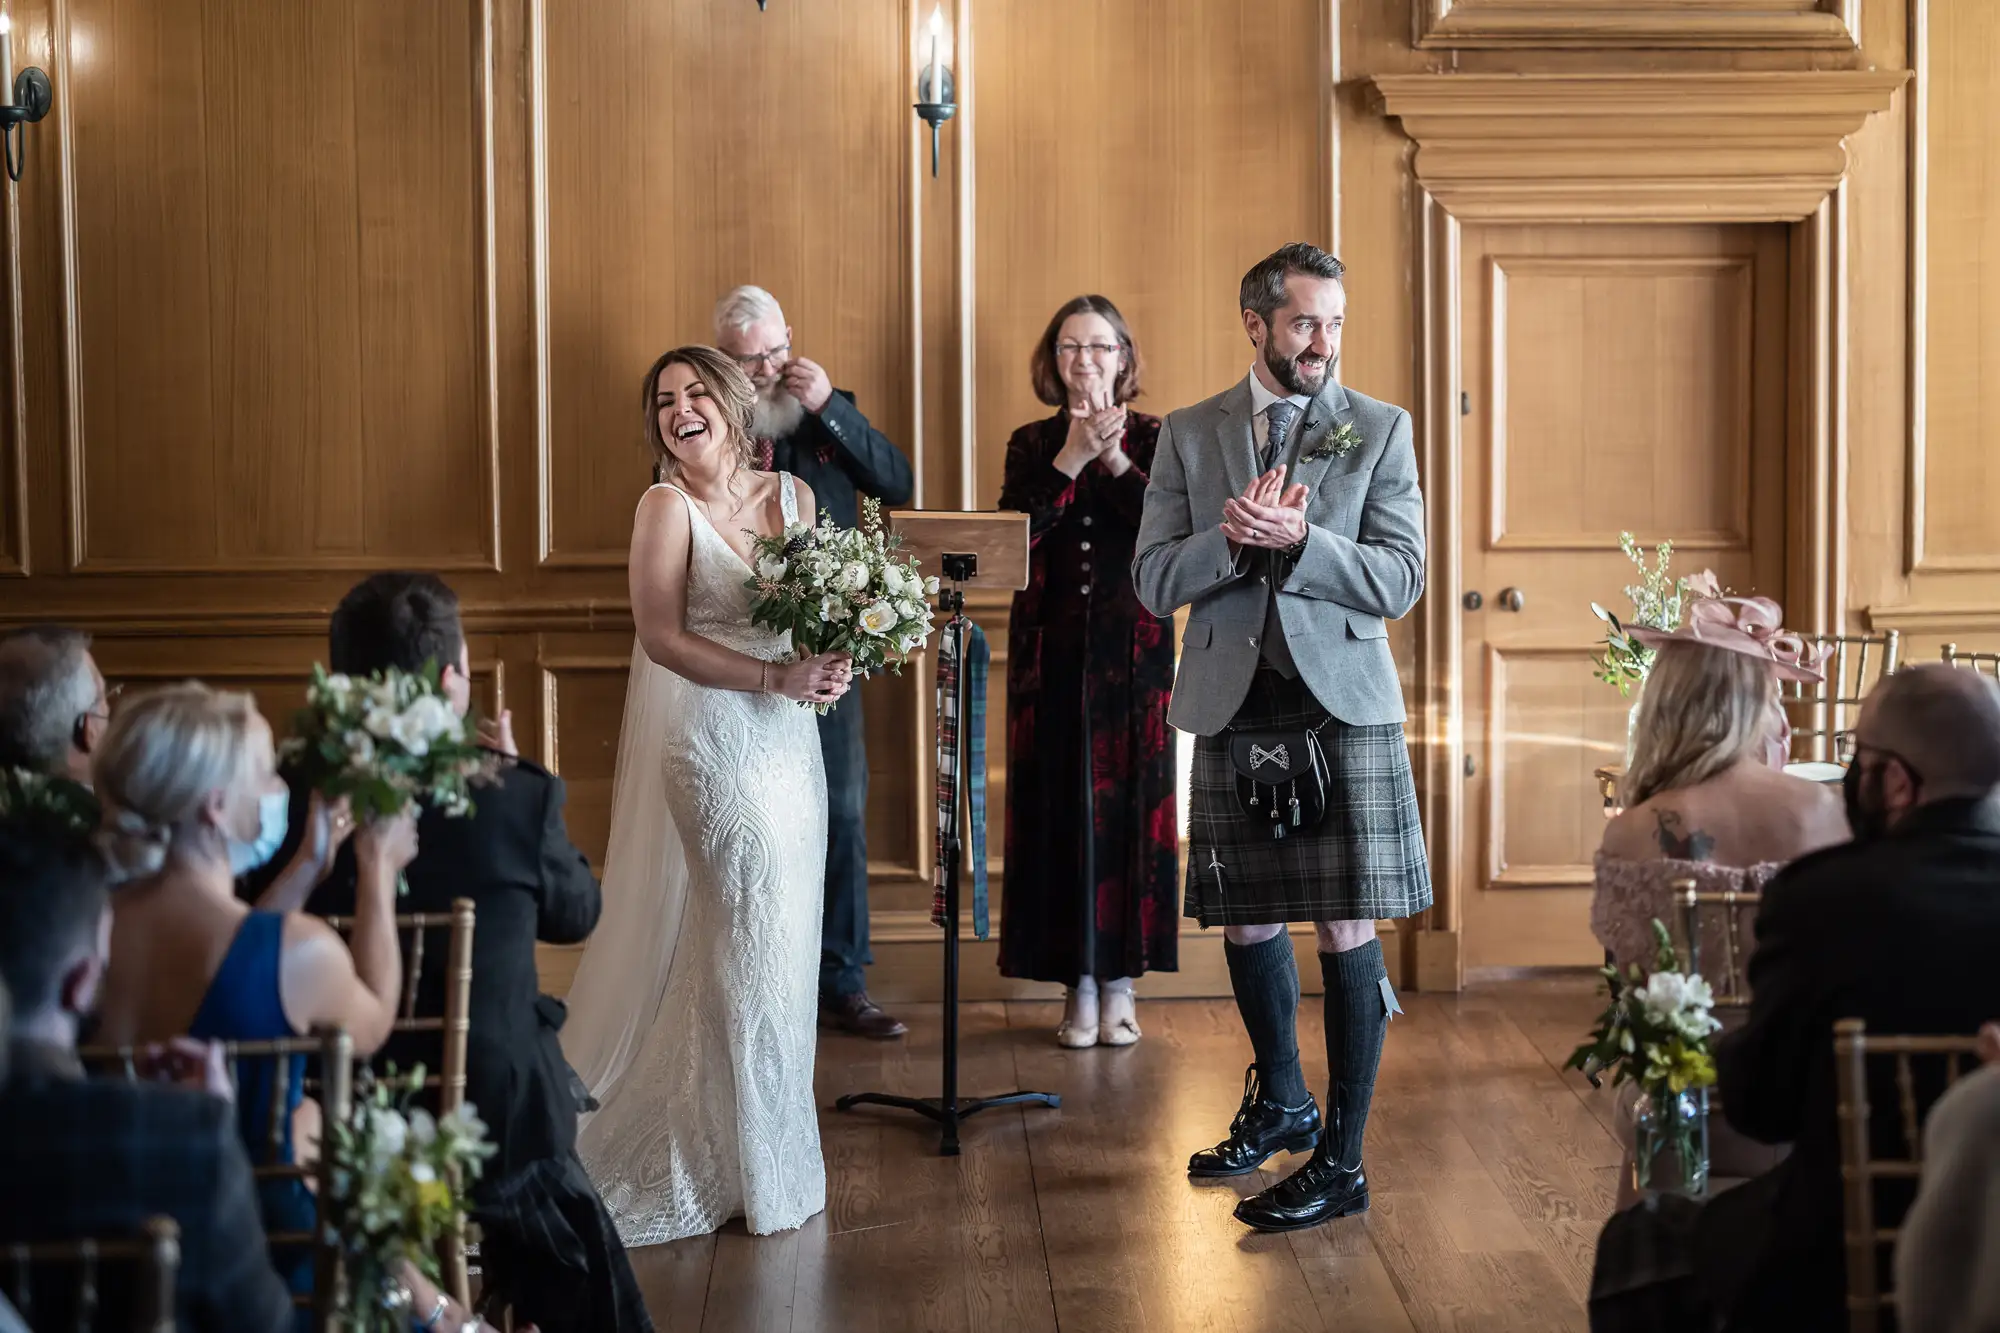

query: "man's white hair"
left=714, top=285, right=786, bottom=338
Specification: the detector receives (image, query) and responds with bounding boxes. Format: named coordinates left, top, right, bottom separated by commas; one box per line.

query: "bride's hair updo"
left=92, top=681, right=261, bottom=882
left=641, top=344, right=760, bottom=480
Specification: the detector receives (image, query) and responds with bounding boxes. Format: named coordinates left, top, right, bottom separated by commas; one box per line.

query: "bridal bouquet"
left=281, top=664, right=498, bottom=825
left=1566, top=919, right=1723, bottom=1193
left=745, top=495, right=939, bottom=712
left=1590, top=533, right=1720, bottom=695
left=321, top=1065, right=493, bottom=1332
left=0, top=766, right=101, bottom=838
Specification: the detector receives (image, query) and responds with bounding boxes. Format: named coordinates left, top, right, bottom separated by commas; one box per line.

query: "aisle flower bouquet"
left=1566, top=920, right=1723, bottom=1193
left=321, top=1066, right=493, bottom=1332
left=281, top=664, right=497, bottom=824
left=745, top=495, right=940, bottom=713
left=0, top=767, right=101, bottom=838
left=1590, top=533, right=1722, bottom=695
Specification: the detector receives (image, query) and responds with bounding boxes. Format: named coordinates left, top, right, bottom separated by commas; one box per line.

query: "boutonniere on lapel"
left=1302, top=421, right=1364, bottom=464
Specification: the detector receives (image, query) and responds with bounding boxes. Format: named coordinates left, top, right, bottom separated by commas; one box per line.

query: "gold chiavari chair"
left=1784, top=630, right=1900, bottom=764
left=322, top=899, right=476, bottom=1306
left=80, top=1026, right=354, bottom=1333
left=2, top=1216, right=179, bottom=1333
left=1675, top=879, right=1760, bottom=1011
left=1833, top=1018, right=1982, bottom=1333
left=1940, top=642, right=2000, bottom=680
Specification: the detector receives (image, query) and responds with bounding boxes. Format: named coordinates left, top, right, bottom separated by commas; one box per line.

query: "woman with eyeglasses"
left=997, top=295, right=1178, bottom=1048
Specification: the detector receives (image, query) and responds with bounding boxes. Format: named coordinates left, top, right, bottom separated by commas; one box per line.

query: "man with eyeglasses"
left=0, top=625, right=111, bottom=784
left=711, top=284, right=915, bottom=1041
left=1591, top=664, right=2000, bottom=1332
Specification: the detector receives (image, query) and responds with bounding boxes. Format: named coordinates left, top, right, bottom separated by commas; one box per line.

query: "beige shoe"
left=1099, top=985, right=1141, bottom=1046
left=1058, top=987, right=1100, bottom=1048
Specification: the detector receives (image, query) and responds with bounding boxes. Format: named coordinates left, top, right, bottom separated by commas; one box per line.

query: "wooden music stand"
left=835, top=509, right=1059, bottom=1155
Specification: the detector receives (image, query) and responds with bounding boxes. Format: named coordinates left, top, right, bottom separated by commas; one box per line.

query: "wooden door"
left=1458, top=223, right=1791, bottom=970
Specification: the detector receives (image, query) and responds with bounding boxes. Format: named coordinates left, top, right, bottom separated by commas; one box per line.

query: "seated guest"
left=87, top=683, right=415, bottom=1306
left=255, top=572, right=649, bottom=1333
left=1593, top=593, right=1847, bottom=972
left=0, top=825, right=294, bottom=1331
left=1895, top=1022, right=2000, bottom=1333
left=997, top=294, right=1178, bottom=1047
left=1591, top=665, right=2000, bottom=1332
left=0, top=625, right=111, bottom=782
left=0, top=625, right=353, bottom=906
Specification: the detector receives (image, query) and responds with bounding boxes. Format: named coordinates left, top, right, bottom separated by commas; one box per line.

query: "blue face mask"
left=228, top=788, right=291, bottom=876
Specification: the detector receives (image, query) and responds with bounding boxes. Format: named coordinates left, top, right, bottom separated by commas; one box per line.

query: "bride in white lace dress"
left=560, top=345, right=854, bottom=1246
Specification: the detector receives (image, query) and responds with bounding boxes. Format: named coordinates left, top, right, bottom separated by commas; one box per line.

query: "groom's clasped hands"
left=1221, top=465, right=1310, bottom=551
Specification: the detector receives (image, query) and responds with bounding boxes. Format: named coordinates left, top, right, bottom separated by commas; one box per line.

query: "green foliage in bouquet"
left=744, top=495, right=939, bottom=712
left=1566, top=919, right=1722, bottom=1098
left=280, top=664, right=497, bottom=824
left=322, top=1065, right=494, bottom=1330
left=0, top=767, right=101, bottom=839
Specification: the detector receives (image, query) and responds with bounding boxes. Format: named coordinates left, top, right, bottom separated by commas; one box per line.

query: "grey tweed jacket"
left=1131, top=376, right=1424, bottom=735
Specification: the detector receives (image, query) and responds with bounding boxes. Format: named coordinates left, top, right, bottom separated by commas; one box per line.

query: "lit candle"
left=1, top=11, right=13, bottom=110
left=926, top=6, right=942, bottom=103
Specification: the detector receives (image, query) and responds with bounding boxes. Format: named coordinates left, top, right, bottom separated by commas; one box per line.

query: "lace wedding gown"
left=560, top=473, right=828, bottom=1246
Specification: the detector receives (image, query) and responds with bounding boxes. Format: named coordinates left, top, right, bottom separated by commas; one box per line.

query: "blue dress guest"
left=86, top=683, right=417, bottom=1318
left=711, top=283, right=916, bottom=1040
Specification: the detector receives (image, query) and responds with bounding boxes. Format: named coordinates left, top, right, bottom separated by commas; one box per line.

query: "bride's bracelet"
left=759, top=662, right=771, bottom=694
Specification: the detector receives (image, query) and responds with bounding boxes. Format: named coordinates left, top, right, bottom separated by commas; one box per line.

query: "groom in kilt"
left=1132, top=242, right=1430, bottom=1232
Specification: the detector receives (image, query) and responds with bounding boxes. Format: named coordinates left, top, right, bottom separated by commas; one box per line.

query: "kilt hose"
left=1184, top=668, right=1432, bottom=928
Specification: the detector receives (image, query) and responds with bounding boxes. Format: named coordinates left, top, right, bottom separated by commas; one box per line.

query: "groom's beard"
left=1264, top=341, right=1334, bottom=397
left=750, top=385, right=807, bottom=442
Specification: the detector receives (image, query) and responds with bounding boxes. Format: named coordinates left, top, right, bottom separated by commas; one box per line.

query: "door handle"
left=1463, top=753, right=1477, bottom=778
left=1462, top=590, right=1483, bottom=611
left=1498, top=587, right=1525, bottom=612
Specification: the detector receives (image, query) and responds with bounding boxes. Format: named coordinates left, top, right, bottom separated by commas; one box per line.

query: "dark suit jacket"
left=0, top=1041, right=295, bottom=1333
left=1698, top=796, right=2000, bottom=1329
left=264, top=753, right=602, bottom=1188
left=765, top=388, right=913, bottom=529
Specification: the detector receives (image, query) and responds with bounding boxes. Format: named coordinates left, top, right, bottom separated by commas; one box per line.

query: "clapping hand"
left=476, top=709, right=518, bottom=757
left=1221, top=465, right=1310, bottom=550
left=780, top=357, right=835, bottom=414
left=1054, top=384, right=1129, bottom=478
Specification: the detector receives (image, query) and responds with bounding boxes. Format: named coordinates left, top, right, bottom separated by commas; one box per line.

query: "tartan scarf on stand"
left=931, top=614, right=991, bottom=941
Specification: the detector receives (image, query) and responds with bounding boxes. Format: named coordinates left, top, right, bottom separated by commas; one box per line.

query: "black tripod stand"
left=835, top=552, right=1060, bottom=1155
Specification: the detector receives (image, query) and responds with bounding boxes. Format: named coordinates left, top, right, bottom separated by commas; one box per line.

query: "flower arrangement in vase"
left=1566, top=920, right=1723, bottom=1196
left=321, top=1066, right=493, bottom=1331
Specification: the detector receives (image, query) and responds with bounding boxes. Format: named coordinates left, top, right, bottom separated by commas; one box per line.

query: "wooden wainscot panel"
left=1414, top=0, right=1858, bottom=50
left=1370, top=72, right=1906, bottom=224
left=59, top=0, right=500, bottom=574
left=536, top=0, right=910, bottom=569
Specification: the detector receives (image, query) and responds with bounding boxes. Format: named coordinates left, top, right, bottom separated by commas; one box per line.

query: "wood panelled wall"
left=0, top=0, right=1992, bottom=990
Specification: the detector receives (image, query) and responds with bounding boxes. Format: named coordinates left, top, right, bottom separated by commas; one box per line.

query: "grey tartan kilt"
left=1184, top=670, right=1432, bottom=927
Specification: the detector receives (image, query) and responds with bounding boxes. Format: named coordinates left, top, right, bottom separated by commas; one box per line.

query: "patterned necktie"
left=1263, top=399, right=1299, bottom=471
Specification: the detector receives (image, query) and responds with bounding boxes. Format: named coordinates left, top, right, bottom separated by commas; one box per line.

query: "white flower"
left=820, top=595, right=851, bottom=623
left=409, top=1161, right=438, bottom=1185
left=840, top=561, right=871, bottom=593
left=368, top=1107, right=409, bottom=1160
left=440, top=1102, right=488, bottom=1145
left=757, top=556, right=788, bottom=582
left=924, top=575, right=941, bottom=597
left=344, top=731, right=376, bottom=765
left=408, top=1109, right=437, bottom=1147
left=363, top=707, right=398, bottom=741
left=858, top=602, right=898, bottom=635
left=1638, top=970, right=1691, bottom=1025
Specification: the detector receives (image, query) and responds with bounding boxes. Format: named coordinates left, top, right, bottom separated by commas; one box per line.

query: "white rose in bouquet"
left=758, top=556, right=788, bottom=582
left=858, top=602, right=899, bottom=636
left=840, top=561, right=871, bottom=593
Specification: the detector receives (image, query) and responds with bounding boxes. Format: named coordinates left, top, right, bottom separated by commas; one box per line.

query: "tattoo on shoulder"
left=1654, top=810, right=1716, bottom=862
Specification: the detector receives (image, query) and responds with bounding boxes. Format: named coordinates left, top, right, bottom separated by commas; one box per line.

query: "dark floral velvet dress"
left=998, top=409, right=1179, bottom=984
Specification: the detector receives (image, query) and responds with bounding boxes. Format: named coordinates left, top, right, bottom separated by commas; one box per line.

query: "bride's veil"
left=559, top=639, right=689, bottom=1106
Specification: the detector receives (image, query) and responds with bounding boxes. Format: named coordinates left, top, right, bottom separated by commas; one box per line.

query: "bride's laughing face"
left=655, top=360, right=730, bottom=471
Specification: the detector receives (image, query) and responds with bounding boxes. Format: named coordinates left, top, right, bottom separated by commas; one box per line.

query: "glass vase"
left=346, top=1261, right=413, bottom=1333
left=1631, top=1087, right=1709, bottom=1197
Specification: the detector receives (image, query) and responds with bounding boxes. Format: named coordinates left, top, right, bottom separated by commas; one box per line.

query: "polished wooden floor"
left=629, top=976, right=1619, bottom=1332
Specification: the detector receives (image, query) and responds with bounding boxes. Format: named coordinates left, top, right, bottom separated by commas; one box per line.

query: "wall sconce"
left=914, top=5, right=956, bottom=179
left=0, top=11, right=52, bottom=182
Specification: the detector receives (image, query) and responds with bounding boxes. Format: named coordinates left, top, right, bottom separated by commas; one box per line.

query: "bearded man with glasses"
left=710, top=284, right=915, bottom=1040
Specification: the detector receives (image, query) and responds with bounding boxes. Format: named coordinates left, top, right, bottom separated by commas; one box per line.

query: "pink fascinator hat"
left=1628, top=586, right=1825, bottom=684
